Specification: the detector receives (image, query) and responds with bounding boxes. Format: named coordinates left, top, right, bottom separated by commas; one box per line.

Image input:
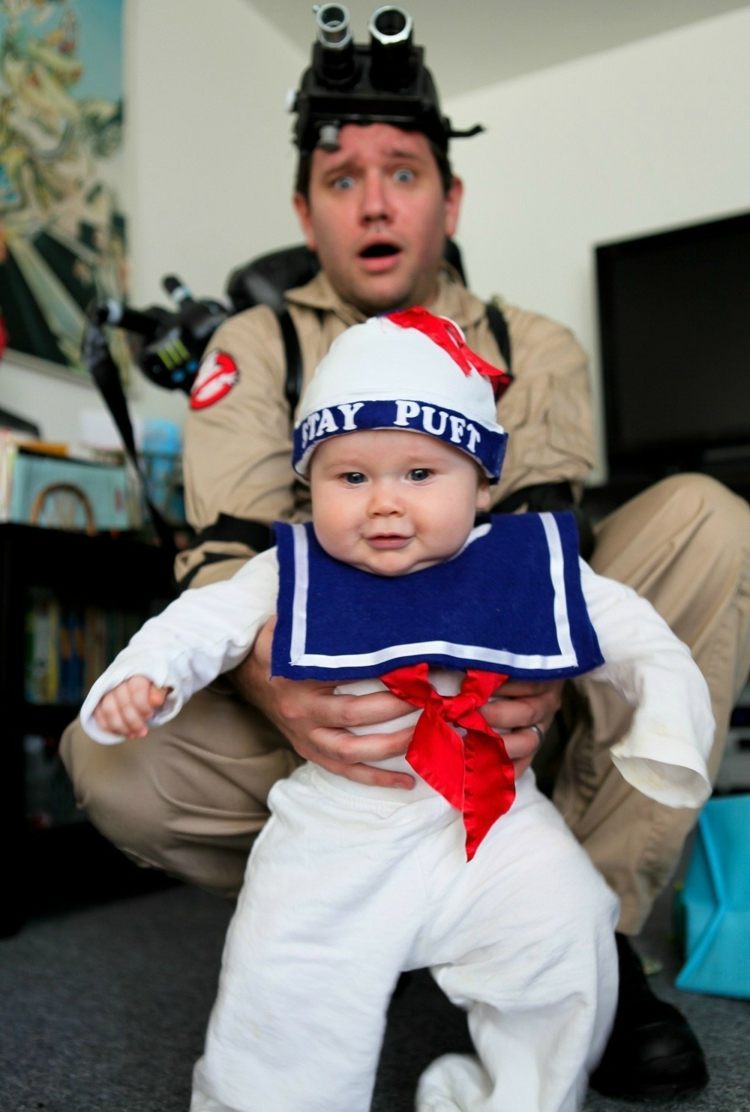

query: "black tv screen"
left=595, top=211, right=750, bottom=486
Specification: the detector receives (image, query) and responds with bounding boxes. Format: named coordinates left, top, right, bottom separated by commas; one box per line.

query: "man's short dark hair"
left=293, top=130, right=455, bottom=199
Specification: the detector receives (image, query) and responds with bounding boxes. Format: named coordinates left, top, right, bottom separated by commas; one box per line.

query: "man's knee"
left=60, top=716, right=127, bottom=824
left=60, top=715, right=188, bottom=873
left=651, top=472, right=750, bottom=541
left=59, top=690, right=300, bottom=895
left=594, top=473, right=750, bottom=569
left=591, top=474, right=750, bottom=636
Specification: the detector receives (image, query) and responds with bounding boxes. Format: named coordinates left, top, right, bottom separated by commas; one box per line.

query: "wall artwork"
left=0, top=0, right=128, bottom=381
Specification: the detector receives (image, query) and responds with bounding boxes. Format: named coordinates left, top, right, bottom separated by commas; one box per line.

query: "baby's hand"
left=93, top=675, right=171, bottom=740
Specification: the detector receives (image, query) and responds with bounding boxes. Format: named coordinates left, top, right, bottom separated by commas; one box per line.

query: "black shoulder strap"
left=485, top=300, right=512, bottom=375
left=82, top=316, right=178, bottom=560
left=277, top=308, right=303, bottom=411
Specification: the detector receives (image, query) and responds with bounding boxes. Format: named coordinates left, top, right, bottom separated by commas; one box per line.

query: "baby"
left=82, top=308, right=713, bottom=1112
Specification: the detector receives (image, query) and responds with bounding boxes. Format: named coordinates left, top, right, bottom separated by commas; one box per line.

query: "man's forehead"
left=312, top=123, right=432, bottom=167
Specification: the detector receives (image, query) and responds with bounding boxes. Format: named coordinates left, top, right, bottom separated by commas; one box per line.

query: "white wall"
left=446, top=9, right=750, bottom=475
left=2, top=3, right=748, bottom=474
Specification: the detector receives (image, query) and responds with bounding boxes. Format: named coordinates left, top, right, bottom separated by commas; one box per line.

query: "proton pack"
left=87, top=237, right=510, bottom=407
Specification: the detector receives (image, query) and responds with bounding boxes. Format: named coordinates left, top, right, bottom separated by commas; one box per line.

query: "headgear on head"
left=293, top=307, right=511, bottom=481
left=288, top=5, right=484, bottom=154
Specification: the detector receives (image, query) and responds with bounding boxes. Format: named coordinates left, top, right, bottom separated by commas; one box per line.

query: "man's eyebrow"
left=386, top=147, right=424, bottom=160
left=320, top=147, right=426, bottom=176
left=320, top=155, right=357, bottom=177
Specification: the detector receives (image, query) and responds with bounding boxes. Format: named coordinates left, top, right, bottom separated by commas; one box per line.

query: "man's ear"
left=476, top=478, right=491, bottom=513
left=444, top=175, right=464, bottom=240
left=293, top=193, right=317, bottom=251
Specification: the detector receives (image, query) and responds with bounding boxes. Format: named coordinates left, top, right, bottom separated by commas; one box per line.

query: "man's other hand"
left=484, top=678, right=564, bottom=778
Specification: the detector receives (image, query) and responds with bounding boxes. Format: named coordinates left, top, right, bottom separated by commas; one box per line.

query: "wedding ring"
left=530, top=723, right=546, bottom=744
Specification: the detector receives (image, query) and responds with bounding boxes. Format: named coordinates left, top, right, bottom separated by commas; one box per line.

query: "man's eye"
left=332, top=175, right=356, bottom=190
left=343, top=471, right=367, bottom=484
left=409, top=468, right=432, bottom=482
left=393, top=168, right=415, bottom=184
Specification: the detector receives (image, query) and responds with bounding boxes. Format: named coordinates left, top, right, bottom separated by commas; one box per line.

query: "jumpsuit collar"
left=284, top=264, right=490, bottom=334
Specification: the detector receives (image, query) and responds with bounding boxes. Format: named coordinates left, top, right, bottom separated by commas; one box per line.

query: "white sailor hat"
left=293, top=307, right=510, bottom=481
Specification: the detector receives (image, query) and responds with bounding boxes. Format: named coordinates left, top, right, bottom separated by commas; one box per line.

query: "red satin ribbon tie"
left=387, top=307, right=512, bottom=397
left=380, top=663, right=515, bottom=860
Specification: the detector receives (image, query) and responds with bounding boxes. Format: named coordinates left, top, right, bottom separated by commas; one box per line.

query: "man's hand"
left=227, top=618, right=417, bottom=788
left=483, top=678, right=564, bottom=778
left=228, top=618, right=562, bottom=788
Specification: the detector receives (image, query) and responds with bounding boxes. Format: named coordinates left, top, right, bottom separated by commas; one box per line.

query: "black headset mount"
left=291, top=4, right=483, bottom=154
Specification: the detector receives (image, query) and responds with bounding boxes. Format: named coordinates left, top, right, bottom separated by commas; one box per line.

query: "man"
left=61, top=8, right=750, bottom=1103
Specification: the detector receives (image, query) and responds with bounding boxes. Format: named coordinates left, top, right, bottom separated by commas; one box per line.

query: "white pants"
left=191, top=768, right=619, bottom=1112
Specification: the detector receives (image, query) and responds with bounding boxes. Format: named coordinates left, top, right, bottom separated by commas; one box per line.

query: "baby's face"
left=309, top=429, right=490, bottom=577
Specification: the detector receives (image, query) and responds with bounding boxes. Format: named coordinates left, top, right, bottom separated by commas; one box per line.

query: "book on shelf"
left=24, top=594, right=145, bottom=707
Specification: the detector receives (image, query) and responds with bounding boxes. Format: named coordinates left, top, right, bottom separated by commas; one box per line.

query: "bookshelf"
left=0, top=523, right=177, bottom=936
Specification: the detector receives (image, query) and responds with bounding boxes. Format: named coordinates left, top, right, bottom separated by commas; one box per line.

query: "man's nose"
left=361, top=172, right=391, bottom=223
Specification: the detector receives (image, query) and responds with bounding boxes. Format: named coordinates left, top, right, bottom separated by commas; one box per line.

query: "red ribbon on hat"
left=380, top=663, right=515, bottom=860
left=387, top=307, right=511, bottom=398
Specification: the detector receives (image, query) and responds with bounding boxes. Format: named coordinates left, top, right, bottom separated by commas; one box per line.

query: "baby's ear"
left=476, top=478, right=491, bottom=512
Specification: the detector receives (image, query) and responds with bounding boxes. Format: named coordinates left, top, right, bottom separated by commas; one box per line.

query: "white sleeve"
left=580, top=561, right=714, bottom=809
left=80, top=547, right=279, bottom=745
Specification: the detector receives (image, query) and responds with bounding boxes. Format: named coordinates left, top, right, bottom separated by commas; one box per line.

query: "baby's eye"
left=408, top=468, right=432, bottom=482
left=343, top=471, right=367, bottom=484
left=393, top=167, right=415, bottom=184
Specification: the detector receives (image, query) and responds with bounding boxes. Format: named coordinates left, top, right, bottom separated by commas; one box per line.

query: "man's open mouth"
left=360, top=243, right=400, bottom=258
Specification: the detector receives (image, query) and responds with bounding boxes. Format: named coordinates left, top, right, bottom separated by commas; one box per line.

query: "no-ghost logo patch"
left=189, top=350, right=239, bottom=410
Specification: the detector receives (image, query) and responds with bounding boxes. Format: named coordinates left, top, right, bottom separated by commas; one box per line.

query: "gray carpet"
left=1, top=875, right=748, bottom=1111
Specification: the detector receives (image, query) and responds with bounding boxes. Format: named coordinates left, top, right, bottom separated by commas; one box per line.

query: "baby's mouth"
left=367, top=533, right=410, bottom=549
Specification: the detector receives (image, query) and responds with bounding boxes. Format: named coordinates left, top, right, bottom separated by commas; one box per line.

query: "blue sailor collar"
left=271, top=514, right=604, bottom=682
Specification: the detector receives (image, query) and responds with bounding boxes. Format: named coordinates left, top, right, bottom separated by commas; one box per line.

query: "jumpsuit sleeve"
left=79, top=548, right=280, bottom=744
left=580, top=562, right=714, bottom=809
left=490, top=301, right=598, bottom=505
left=175, top=305, right=296, bottom=589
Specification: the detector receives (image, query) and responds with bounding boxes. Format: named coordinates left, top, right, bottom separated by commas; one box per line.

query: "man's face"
left=293, top=124, right=463, bottom=316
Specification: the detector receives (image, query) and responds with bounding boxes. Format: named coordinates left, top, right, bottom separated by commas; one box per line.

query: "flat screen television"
left=595, top=211, right=750, bottom=490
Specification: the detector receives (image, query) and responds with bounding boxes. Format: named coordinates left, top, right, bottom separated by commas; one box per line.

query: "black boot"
left=590, top=933, right=709, bottom=1099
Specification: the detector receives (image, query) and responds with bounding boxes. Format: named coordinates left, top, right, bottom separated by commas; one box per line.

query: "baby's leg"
left=191, top=766, right=454, bottom=1112
left=414, top=775, right=619, bottom=1112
